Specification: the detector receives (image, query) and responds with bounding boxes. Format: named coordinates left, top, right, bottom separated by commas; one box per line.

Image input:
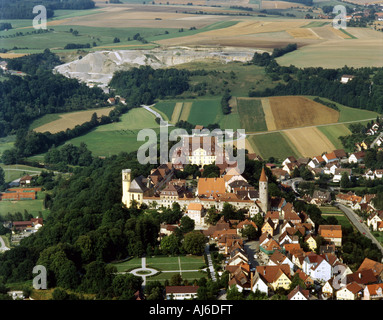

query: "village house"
left=340, top=75, right=355, bottom=84
left=318, top=225, right=342, bottom=247
left=336, top=282, right=363, bottom=300
left=363, top=283, right=383, bottom=300
left=367, top=211, right=383, bottom=231
left=332, top=168, right=352, bottom=183
left=256, top=265, right=291, bottom=291
left=310, top=190, right=332, bottom=206
left=305, top=234, right=317, bottom=251
left=165, top=286, right=199, bottom=300
left=186, top=202, right=205, bottom=226
left=302, top=252, right=332, bottom=282
left=287, top=285, right=311, bottom=300
left=267, top=250, right=294, bottom=275
left=348, top=151, right=365, bottom=164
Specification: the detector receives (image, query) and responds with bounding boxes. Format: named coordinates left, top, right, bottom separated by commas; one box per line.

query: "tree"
left=226, top=285, right=243, bottom=300
left=179, top=215, right=195, bottom=233
left=340, top=172, right=350, bottom=189
left=169, top=274, right=183, bottom=286
left=241, top=225, right=257, bottom=240
left=160, top=234, right=180, bottom=255
left=182, top=231, right=206, bottom=255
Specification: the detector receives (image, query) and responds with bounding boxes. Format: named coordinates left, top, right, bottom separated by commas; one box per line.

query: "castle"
left=122, top=163, right=269, bottom=221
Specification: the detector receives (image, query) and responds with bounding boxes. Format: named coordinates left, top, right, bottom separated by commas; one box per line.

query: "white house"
left=333, top=168, right=352, bottom=183
left=288, top=285, right=310, bottom=300
left=340, top=75, right=355, bottom=84
left=363, top=283, right=383, bottom=300
left=348, top=151, right=365, bottom=164
left=165, top=286, right=199, bottom=300
left=336, top=282, right=363, bottom=300
left=302, top=253, right=332, bottom=282
left=251, top=271, right=268, bottom=296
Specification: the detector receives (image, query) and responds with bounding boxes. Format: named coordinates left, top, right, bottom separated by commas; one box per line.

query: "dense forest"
left=0, top=0, right=95, bottom=19
left=0, top=50, right=107, bottom=137
left=109, top=66, right=192, bottom=106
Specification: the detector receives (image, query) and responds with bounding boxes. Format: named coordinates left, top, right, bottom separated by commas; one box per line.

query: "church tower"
left=122, top=169, right=131, bottom=207
left=259, top=166, right=269, bottom=213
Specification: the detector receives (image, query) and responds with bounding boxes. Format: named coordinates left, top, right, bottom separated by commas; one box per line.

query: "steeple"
left=259, top=166, right=269, bottom=213
left=260, top=166, right=268, bottom=182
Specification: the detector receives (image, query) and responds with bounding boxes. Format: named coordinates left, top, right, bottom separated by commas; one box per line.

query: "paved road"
left=141, top=104, right=173, bottom=126
left=335, top=202, right=383, bottom=259
left=283, top=177, right=303, bottom=194
left=205, top=244, right=217, bottom=281
left=0, top=236, right=10, bottom=252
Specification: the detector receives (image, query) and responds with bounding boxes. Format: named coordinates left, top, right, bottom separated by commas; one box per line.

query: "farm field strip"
left=178, top=102, right=193, bottom=122
left=283, top=126, right=336, bottom=158
left=171, top=102, right=184, bottom=123
left=261, top=97, right=277, bottom=131
left=33, top=107, right=114, bottom=134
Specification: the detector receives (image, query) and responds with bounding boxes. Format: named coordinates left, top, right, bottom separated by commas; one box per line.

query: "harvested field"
left=261, top=0, right=310, bottom=9
left=327, top=26, right=351, bottom=39
left=179, top=102, right=193, bottom=121
left=286, top=28, right=320, bottom=39
left=268, top=96, right=339, bottom=130
left=0, top=53, right=29, bottom=59
left=277, top=37, right=383, bottom=68
left=33, top=107, right=113, bottom=134
left=261, top=98, right=277, bottom=131
left=171, top=102, right=184, bottom=123
left=283, top=127, right=336, bottom=157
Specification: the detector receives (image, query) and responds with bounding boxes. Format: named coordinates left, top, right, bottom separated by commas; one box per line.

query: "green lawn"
left=0, top=164, right=43, bottom=183
left=111, top=255, right=207, bottom=284
left=247, top=132, right=302, bottom=161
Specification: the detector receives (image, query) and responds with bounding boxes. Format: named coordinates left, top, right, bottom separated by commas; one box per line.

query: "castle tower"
left=259, top=166, right=269, bottom=213
left=122, top=169, right=131, bottom=207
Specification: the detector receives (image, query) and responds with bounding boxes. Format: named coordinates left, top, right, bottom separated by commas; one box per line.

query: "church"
left=121, top=163, right=270, bottom=221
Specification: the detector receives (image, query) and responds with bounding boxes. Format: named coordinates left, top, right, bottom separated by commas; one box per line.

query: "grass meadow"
left=247, top=132, right=302, bottom=161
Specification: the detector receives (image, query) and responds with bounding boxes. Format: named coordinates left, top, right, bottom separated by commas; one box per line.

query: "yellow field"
left=179, top=102, right=193, bottom=121
left=283, top=127, right=336, bottom=157
left=268, top=96, right=339, bottom=130
left=327, top=26, right=351, bottom=39
left=171, top=102, right=184, bottom=123
left=261, top=98, right=277, bottom=131
left=34, top=107, right=113, bottom=134
left=286, top=28, right=319, bottom=39
left=0, top=53, right=29, bottom=59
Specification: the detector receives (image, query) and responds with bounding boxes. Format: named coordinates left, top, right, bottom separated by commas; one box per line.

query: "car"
left=360, top=220, right=363, bottom=223
left=363, top=232, right=366, bottom=235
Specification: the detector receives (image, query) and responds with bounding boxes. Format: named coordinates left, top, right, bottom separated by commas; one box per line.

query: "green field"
left=0, top=191, right=50, bottom=219
left=153, top=101, right=176, bottom=122
left=237, top=98, right=267, bottom=132
left=317, top=124, right=352, bottom=150
left=186, top=99, right=222, bottom=127
left=247, top=132, right=301, bottom=161
left=320, top=206, right=352, bottom=228
left=45, top=108, right=160, bottom=157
